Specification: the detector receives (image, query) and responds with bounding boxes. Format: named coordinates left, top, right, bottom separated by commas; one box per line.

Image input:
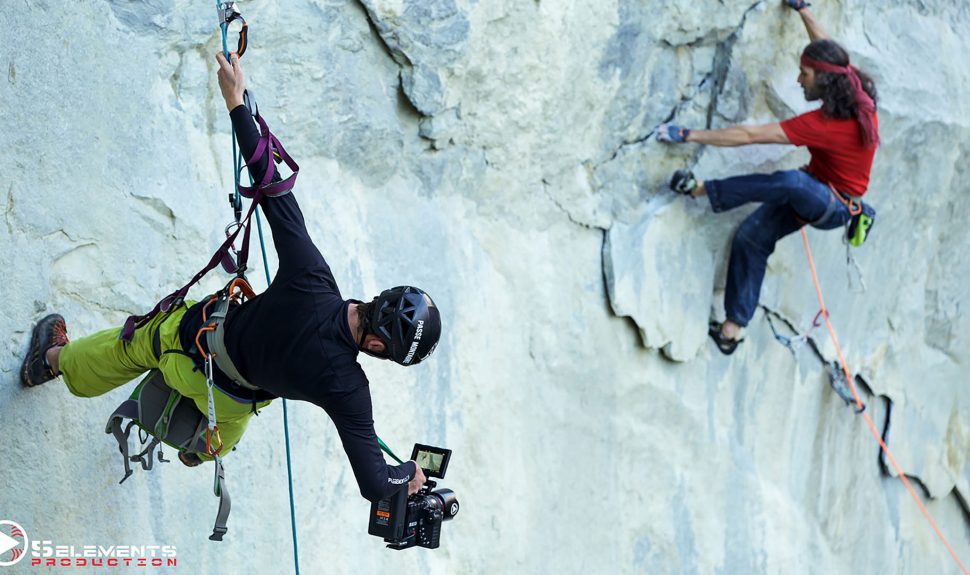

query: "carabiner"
left=217, top=2, right=248, bottom=58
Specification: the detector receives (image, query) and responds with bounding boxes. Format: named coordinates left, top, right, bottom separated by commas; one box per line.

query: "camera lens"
left=433, top=489, right=459, bottom=521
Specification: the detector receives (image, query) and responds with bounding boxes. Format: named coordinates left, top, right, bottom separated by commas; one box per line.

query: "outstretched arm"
left=657, top=122, right=790, bottom=147
left=216, top=51, right=326, bottom=275
left=326, top=387, right=422, bottom=502
left=688, top=123, right=790, bottom=146
left=786, top=1, right=829, bottom=41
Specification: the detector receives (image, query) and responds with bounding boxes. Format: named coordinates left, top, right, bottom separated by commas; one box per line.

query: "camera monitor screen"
left=410, top=444, right=452, bottom=479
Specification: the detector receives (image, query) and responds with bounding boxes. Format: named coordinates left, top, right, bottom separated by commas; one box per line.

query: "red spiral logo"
left=0, top=520, right=28, bottom=567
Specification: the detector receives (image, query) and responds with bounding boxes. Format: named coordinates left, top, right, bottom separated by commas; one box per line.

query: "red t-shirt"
left=780, top=109, right=878, bottom=197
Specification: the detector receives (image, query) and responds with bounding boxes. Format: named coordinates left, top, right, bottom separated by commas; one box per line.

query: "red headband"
left=801, top=54, right=879, bottom=147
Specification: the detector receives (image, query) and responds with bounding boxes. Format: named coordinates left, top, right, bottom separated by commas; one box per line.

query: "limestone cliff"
left=1, top=1, right=968, bottom=573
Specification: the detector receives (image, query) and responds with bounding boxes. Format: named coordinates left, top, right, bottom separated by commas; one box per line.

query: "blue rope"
left=219, top=5, right=300, bottom=573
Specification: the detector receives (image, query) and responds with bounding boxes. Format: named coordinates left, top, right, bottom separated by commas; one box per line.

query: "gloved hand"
left=785, top=0, right=810, bottom=10
left=656, top=123, right=691, bottom=144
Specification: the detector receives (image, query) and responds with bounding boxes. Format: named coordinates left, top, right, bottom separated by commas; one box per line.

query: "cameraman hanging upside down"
left=21, top=51, right=439, bottom=501
left=655, top=0, right=879, bottom=355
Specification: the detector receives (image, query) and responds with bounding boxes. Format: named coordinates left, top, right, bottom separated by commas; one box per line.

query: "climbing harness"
left=797, top=228, right=968, bottom=575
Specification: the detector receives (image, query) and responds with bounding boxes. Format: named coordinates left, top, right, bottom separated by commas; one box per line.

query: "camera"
left=368, top=443, right=459, bottom=550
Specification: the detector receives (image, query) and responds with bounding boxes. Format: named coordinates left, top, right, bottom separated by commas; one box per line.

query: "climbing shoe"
left=21, top=313, right=70, bottom=387
left=708, top=321, right=743, bottom=356
left=670, top=169, right=698, bottom=196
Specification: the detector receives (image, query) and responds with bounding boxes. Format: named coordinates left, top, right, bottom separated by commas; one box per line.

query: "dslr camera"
left=368, top=443, right=459, bottom=550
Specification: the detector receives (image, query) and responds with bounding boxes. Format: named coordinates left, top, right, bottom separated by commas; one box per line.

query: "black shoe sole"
left=708, top=321, right=742, bottom=356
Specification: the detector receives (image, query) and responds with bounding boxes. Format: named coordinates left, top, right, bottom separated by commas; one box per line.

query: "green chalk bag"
left=847, top=202, right=876, bottom=247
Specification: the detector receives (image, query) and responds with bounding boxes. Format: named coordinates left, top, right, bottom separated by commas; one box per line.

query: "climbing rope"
left=217, top=2, right=300, bottom=572
left=799, top=228, right=969, bottom=575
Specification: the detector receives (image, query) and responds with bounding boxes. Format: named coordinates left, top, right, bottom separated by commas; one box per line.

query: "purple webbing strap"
left=118, top=113, right=298, bottom=342
left=238, top=115, right=300, bottom=199
left=119, top=193, right=263, bottom=341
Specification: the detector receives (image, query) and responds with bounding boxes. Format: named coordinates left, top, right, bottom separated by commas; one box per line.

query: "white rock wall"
left=1, top=1, right=968, bottom=574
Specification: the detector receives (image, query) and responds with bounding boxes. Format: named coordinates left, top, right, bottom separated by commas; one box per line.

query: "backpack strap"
left=209, top=458, right=231, bottom=541
left=105, top=369, right=233, bottom=540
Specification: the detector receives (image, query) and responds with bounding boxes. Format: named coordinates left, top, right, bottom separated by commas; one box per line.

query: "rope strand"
left=800, top=228, right=968, bottom=575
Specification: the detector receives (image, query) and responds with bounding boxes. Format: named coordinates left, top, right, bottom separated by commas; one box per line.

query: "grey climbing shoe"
left=670, top=169, right=698, bottom=196
left=21, top=314, right=70, bottom=387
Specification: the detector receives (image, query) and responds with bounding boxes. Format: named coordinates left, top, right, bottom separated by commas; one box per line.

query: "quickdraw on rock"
left=797, top=229, right=969, bottom=574
left=761, top=306, right=865, bottom=413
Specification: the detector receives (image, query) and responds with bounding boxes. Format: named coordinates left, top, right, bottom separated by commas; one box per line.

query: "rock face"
left=1, top=1, right=968, bottom=573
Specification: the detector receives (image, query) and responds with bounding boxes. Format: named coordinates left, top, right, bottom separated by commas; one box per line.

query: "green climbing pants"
left=58, top=303, right=273, bottom=459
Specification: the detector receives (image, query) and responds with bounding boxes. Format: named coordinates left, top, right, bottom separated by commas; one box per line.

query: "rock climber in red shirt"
left=656, top=0, right=879, bottom=354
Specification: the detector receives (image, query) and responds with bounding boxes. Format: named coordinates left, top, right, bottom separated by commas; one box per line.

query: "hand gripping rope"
left=798, top=228, right=969, bottom=575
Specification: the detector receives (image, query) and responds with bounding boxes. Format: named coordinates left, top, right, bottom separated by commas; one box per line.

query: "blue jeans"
left=705, top=170, right=851, bottom=327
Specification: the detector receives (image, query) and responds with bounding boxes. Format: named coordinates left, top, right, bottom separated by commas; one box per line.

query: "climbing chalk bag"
left=847, top=202, right=876, bottom=247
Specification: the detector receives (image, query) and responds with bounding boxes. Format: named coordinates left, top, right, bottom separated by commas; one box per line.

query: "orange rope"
left=800, top=228, right=969, bottom=575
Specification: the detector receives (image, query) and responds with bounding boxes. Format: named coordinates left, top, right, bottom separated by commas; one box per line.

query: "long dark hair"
left=803, top=39, right=878, bottom=120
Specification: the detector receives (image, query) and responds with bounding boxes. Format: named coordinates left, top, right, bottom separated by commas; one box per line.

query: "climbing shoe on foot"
left=670, top=169, right=697, bottom=195
left=21, top=313, right=70, bottom=387
left=708, top=321, right=743, bottom=356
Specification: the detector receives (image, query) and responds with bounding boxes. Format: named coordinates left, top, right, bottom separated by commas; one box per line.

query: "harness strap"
left=203, top=279, right=261, bottom=391
left=119, top=113, right=299, bottom=342
left=831, top=186, right=863, bottom=217
left=108, top=401, right=139, bottom=484
left=209, top=457, right=232, bottom=541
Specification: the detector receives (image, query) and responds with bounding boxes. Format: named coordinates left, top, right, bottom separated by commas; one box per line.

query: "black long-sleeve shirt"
left=178, top=105, right=415, bottom=501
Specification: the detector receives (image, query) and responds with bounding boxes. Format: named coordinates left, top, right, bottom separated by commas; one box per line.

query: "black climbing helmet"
left=365, top=286, right=441, bottom=366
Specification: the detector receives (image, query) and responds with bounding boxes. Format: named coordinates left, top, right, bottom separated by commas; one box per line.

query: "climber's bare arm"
left=686, top=123, right=790, bottom=147
left=789, top=2, right=830, bottom=42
